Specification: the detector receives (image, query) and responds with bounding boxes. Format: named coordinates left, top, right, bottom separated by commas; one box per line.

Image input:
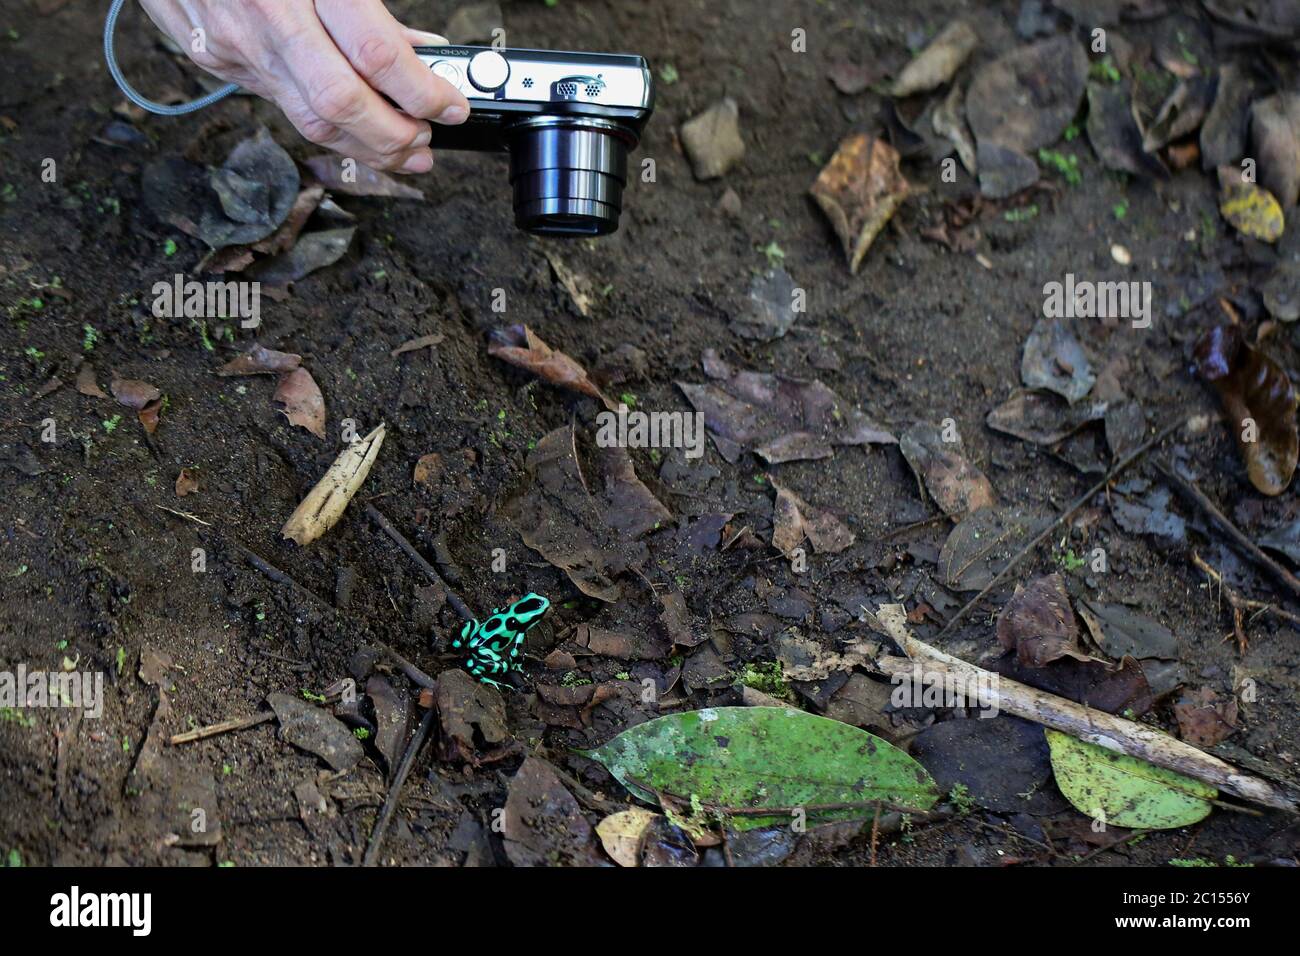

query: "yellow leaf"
left=1219, top=178, right=1284, bottom=243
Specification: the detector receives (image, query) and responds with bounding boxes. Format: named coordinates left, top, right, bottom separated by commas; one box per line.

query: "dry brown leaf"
left=488, top=325, right=613, bottom=409
left=281, top=423, right=385, bottom=545
left=770, top=478, right=855, bottom=555
left=391, top=333, right=445, bottom=357
left=810, top=133, right=911, bottom=274
left=303, top=155, right=424, bottom=199
left=76, top=363, right=108, bottom=398
left=596, top=809, right=661, bottom=867
left=539, top=247, right=595, bottom=317
left=175, top=467, right=200, bottom=497
left=217, top=344, right=303, bottom=376
left=1193, top=324, right=1298, bottom=495
left=110, top=377, right=161, bottom=409
left=273, top=367, right=326, bottom=439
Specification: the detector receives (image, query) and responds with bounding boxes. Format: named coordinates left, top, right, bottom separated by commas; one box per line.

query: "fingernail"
left=409, top=31, right=449, bottom=45
left=411, top=126, right=432, bottom=149
left=435, top=104, right=469, bottom=125
left=400, top=151, right=433, bottom=174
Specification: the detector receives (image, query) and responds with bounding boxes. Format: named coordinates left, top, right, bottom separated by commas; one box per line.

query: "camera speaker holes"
left=522, top=77, right=534, bottom=88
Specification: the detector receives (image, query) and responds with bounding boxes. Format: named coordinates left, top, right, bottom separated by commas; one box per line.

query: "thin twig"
left=372, top=640, right=437, bottom=689
left=1191, top=551, right=1300, bottom=652
left=228, top=541, right=334, bottom=612
left=1160, top=463, right=1300, bottom=603
left=363, top=707, right=436, bottom=867
left=365, top=504, right=474, bottom=622
left=169, top=711, right=274, bottom=745
left=938, top=417, right=1189, bottom=638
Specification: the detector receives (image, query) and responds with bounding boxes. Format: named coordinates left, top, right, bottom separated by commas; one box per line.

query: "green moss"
left=738, top=661, right=791, bottom=700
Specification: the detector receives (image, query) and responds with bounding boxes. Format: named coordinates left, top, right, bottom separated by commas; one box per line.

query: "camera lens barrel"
left=508, top=116, right=635, bottom=237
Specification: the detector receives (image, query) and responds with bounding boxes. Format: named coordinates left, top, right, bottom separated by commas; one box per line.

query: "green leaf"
left=1045, top=729, right=1216, bottom=829
left=581, top=706, right=938, bottom=830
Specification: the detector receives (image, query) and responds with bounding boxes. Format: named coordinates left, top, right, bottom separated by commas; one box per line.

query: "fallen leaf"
left=174, top=467, right=200, bottom=497
left=138, top=400, right=162, bottom=436
left=110, top=377, right=161, bottom=409
left=810, top=133, right=911, bottom=274
left=1200, top=62, right=1255, bottom=171
left=273, top=367, right=326, bottom=439
left=216, top=343, right=302, bottom=376
left=390, top=332, right=445, bottom=357
left=488, top=325, right=612, bottom=409
left=582, top=707, right=937, bottom=831
left=1021, top=318, right=1095, bottom=403
left=303, top=154, right=424, bottom=199
left=986, top=389, right=1107, bottom=446
left=899, top=421, right=996, bottom=516
left=504, top=425, right=667, bottom=602
left=596, top=808, right=660, bottom=867
left=996, top=574, right=1090, bottom=667
left=890, top=20, right=979, bottom=97
left=503, top=757, right=600, bottom=866
left=1173, top=687, right=1238, bottom=747
left=75, top=363, right=108, bottom=398
left=366, top=675, right=413, bottom=779
left=248, top=227, right=356, bottom=294
left=733, top=267, right=799, bottom=341
left=1251, top=92, right=1300, bottom=208
left=1217, top=166, right=1284, bottom=243
left=1045, top=728, right=1215, bottom=829
left=1086, top=83, right=1168, bottom=179
left=280, top=423, right=385, bottom=545
left=939, top=506, right=1048, bottom=591
left=435, top=668, right=508, bottom=763
left=677, top=349, right=895, bottom=464
left=770, top=477, right=855, bottom=555
left=266, top=692, right=363, bottom=772
left=1193, top=324, right=1297, bottom=495
left=966, top=36, right=1088, bottom=154
left=539, top=247, right=595, bottom=317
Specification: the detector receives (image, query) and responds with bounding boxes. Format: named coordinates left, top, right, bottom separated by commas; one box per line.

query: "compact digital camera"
left=414, top=46, right=654, bottom=237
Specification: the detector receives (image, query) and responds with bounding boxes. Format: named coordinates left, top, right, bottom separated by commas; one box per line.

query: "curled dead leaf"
left=281, top=423, right=385, bottom=545
left=810, top=133, right=911, bottom=274
left=217, top=344, right=302, bottom=376
left=1193, top=324, right=1298, bottom=495
left=273, top=367, right=326, bottom=439
left=488, top=325, right=613, bottom=409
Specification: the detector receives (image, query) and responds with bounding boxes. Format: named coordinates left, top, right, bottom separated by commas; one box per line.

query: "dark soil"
left=1, top=0, right=1297, bottom=867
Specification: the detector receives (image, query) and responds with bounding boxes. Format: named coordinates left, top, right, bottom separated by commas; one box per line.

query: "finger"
left=316, top=0, right=468, bottom=124
left=275, top=15, right=430, bottom=164
left=401, top=28, right=450, bottom=46
left=274, top=82, right=434, bottom=173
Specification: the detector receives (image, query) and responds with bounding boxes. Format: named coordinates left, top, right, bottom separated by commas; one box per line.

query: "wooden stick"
left=872, top=605, right=1299, bottom=813
left=365, top=504, right=475, bottom=622
left=363, top=707, right=436, bottom=867
left=169, top=711, right=274, bottom=745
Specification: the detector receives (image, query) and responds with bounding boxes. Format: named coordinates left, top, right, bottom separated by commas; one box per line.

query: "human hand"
left=138, top=0, right=469, bottom=172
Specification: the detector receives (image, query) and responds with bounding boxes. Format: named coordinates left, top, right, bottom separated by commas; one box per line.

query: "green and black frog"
left=451, top=592, right=550, bottom=689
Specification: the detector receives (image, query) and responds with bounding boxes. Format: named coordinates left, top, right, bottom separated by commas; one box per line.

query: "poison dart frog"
left=452, top=593, right=550, bottom=689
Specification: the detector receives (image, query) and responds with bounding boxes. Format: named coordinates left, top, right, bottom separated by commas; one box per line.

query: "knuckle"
left=353, top=34, right=401, bottom=81
left=308, top=74, right=367, bottom=127
left=295, top=115, right=341, bottom=147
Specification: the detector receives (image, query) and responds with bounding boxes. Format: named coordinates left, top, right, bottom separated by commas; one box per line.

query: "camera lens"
left=508, top=117, right=635, bottom=236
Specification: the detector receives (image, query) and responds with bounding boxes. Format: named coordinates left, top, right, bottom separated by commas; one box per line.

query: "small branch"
left=1191, top=551, right=1300, bottom=652
left=938, top=417, right=1189, bottom=637
left=365, top=504, right=474, bottom=622
left=363, top=707, right=436, bottom=867
left=169, top=711, right=274, bottom=745
left=228, top=541, right=334, bottom=613
left=372, top=640, right=437, bottom=689
left=1159, top=463, right=1300, bottom=604
left=873, top=605, right=1299, bottom=814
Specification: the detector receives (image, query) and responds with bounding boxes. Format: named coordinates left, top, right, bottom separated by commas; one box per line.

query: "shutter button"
left=467, top=50, right=510, bottom=92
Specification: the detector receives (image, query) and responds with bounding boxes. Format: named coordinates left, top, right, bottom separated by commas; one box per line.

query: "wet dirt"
left=0, top=0, right=1296, bottom=866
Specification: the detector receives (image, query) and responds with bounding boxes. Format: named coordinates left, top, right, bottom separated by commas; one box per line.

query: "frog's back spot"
left=514, top=596, right=548, bottom=616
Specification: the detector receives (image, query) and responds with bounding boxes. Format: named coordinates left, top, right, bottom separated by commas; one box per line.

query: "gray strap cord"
left=104, top=0, right=237, bottom=115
